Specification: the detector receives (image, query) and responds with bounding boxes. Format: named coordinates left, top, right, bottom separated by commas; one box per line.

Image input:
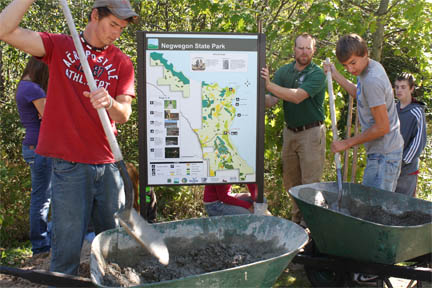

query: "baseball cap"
left=93, top=0, right=138, bottom=22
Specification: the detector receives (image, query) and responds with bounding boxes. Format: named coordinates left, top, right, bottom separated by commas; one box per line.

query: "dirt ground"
left=0, top=240, right=91, bottom=288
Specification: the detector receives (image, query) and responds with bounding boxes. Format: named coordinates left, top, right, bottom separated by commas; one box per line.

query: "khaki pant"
left=282, top=125, right=326, bottom=223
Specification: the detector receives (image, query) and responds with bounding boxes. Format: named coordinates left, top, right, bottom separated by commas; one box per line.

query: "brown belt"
left=287, top=120, right=323, bottom=133
left=29, top=145, right=35, bottom=150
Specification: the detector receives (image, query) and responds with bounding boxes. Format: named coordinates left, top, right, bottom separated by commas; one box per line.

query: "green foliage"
left=155, top=185, right=206, bottom=220
left=417, top=123, right=432, bottom=201
left=0, top=159, right=32, bottom=246
left=0, top=242, right=31, bottom=267
left=1, top=0, right=431, bottom=246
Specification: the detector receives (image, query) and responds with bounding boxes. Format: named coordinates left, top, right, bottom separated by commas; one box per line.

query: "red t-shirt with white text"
left=36, top=32, right=135, bottom=164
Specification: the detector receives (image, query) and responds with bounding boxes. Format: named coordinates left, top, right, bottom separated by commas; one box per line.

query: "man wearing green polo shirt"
left=261, top=33, right=326, bottom=225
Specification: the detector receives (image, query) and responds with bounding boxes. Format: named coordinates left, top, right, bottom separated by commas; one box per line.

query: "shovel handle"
left=58, top=0, right=122, bottom=161
left=326, top=58, right=341, bottom=170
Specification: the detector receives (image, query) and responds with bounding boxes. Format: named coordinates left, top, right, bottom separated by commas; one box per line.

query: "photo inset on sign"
left=164, top=120, right=177, bottom=128
left=223, top=59, right=229, bottom=70
left=164, top=110, right=179, bottom=120
left=191, top=57, right=205, bottom=71
left=166, top=137, right=178, bottom=146
left=166, top=127, right=179, bottom=136
left=164, top=100, right=177, bottom=109
left=165, top=147, right=180, bottom=158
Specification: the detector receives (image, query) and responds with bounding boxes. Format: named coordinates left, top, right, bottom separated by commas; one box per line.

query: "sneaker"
left=354, top=273, right=379, bottom=285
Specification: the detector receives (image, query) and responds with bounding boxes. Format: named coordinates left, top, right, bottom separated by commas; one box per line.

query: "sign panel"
left=139, top=32, right=263, bottom=186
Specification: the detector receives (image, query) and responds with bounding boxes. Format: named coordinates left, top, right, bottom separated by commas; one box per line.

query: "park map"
left=147, top=49, right=257, bottom=184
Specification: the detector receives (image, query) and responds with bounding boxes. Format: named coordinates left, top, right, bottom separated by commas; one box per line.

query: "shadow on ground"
left=275, top=263, right=311, bottom=287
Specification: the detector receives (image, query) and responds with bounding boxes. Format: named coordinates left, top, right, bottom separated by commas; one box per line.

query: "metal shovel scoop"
left=58, top=0, right=169, bottom=265
left=326, top=58, right=343, bottom=210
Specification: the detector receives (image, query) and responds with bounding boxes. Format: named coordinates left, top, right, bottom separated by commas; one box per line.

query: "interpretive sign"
left=138, top=32, right=265, bottom=186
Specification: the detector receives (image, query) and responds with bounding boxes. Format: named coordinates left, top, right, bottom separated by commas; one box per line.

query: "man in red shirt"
left=0, top=0, right=137, bottom=275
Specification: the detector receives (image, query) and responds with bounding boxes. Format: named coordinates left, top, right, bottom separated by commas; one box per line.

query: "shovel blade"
left=115, top=209, right=169, bottom=265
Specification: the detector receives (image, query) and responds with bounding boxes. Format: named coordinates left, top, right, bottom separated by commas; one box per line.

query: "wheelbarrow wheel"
left=305, top=266, right=348, bottom=287
left=302, top=240, right=349, bottom=287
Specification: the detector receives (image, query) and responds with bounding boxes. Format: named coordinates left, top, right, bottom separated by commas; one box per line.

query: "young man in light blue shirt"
left=324, top=34, right=403, bottom=192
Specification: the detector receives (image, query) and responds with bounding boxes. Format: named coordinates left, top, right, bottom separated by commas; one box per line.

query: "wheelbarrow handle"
left=0, top=265, right=95, bottom=287
left=58, top=0, right=122, bottom=162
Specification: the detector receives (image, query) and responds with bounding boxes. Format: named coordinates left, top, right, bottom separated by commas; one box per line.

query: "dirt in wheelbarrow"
left=338, top=198, right=432, bottom=226
left=102, top=234, right=286, bottom=287
left=349, top=206, right=432, bottom=226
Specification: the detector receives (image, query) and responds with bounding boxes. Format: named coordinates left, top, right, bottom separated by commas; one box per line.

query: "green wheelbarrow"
left=91, top=215, right=309, bottom=287
left=289, top=182, right=432, bottom=287
left=0, top=215, right=308, bottom=287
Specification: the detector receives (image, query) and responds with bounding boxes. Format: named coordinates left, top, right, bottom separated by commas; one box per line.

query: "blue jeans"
left=50, top=159, right=124, bottom=276
left=205, top=194, right=255, bottom=216
left=395, top=172, right=417, bottom=197
left=22, top=145, right=52, bottom=254
left=362, top=149, right=402, bottom=192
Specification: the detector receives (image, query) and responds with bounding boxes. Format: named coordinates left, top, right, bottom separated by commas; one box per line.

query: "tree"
left=1, top=0, right=431, bottom=244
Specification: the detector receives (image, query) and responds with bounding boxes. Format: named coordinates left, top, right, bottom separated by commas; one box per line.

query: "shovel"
left=58, top=0, right=168, bottom=265
left=326, top=58, right=343, bottom=210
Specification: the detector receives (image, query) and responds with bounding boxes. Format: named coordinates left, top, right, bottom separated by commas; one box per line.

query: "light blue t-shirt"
left=356, top=59, right=403, bottom=154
